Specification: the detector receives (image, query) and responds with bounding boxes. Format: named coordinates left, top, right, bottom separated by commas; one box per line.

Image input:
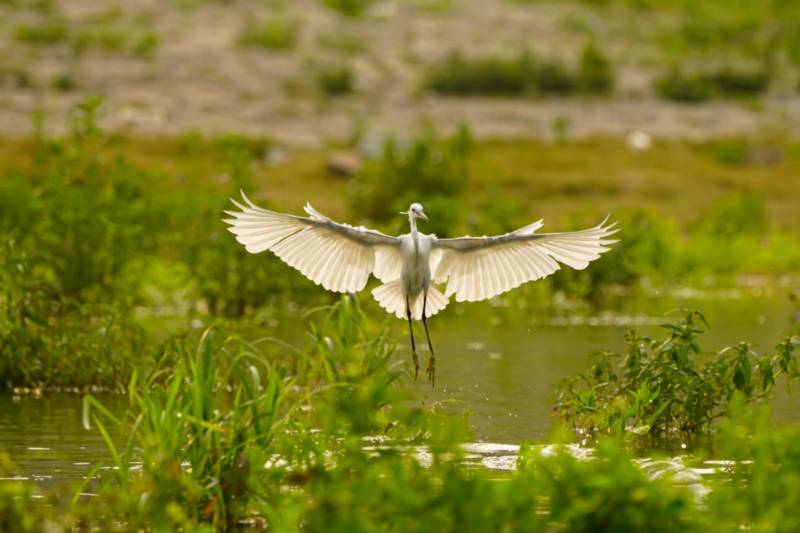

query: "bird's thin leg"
left=422, top=290, right=435, bottom=386
left=406, top=296, right=419, bottom=380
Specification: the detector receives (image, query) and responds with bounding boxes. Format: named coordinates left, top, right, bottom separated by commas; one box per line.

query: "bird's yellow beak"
left=419, top=211, right=428, bottom=221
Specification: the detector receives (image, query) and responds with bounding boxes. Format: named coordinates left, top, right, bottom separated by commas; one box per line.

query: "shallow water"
left=1, top=285, right=798, bottom=488
left=426, top=285, right=800, bottom=443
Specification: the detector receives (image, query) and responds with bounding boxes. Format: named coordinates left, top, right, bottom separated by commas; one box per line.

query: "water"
left=1, top=285, right=798, bottom=488
left=430, top=285, right=800, bottom=443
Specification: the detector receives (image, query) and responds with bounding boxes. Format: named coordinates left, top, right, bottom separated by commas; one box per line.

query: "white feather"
left=433, top=219, right=618, bottom=302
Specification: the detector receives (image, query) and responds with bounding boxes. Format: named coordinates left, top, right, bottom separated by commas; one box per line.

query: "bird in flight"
left=224, top=192, right=618, bottom=385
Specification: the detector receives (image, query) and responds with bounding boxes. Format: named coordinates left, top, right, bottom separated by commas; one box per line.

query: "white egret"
left=224, top=191, right=618, bottom=384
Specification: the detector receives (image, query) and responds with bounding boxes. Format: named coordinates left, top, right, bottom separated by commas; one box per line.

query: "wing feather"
left=433, top=218, right=618, bottom=302
left=224, top=191, right=402, bottom=293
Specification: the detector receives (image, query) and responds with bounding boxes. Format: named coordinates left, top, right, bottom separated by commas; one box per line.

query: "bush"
left=424, top=45, right=614, bottom=97
left=655, top=67, right=771, bottom=102
left=423, top=51, right=536, bottom=96
left=707, top=67, right=770, bottom=96
left=316, top=64, right=354, bottom=96
left=709, top=404, right=800, bottom=532
left=579, top=42, right=615, bottom=93
left=654, top=70, right=714, bottom=103
left=534, top=59, right=580, bottom=94
left=349, top=127, right=471, bottom=236
left=239, top=16, right=299, bottom=50
left=555, top=309, right=800, bottom=445
left=521, top=441, right=699, bottom=532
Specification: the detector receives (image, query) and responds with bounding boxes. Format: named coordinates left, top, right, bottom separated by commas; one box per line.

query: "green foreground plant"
left=555, top=310, right=800, bottom=445
left=2, top=299, right=800, bottom=531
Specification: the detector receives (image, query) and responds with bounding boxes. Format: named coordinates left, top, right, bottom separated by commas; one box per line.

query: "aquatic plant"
left=555, top=310, right=800, bottom=444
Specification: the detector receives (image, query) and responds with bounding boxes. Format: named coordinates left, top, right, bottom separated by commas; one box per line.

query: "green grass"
left=240, top=15, right=300, bottom=51
left=13, top=13, right=159, bottom=57
left=1, top=297, right=799, bottom=530
left=315, top=63, right=355, bottom=96
left=423, top=44, right=614, bottom=97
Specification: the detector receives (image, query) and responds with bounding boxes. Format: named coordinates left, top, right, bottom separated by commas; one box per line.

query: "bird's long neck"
left=408, top=215, right=418, bottom=235
left=409, top=215, right=419, bottom=254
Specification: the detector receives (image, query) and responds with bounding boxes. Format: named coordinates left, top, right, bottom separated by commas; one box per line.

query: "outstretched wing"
left=432, top=217, right=618, bottom=302
left=223, top=191, right=402, bottom=293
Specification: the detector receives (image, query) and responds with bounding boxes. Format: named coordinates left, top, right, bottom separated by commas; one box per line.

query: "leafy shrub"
left=655, top=68, right=771, bottom=102
left=423, top=51, right=536, bottom=96
left=534, top=59, right=580, bottom=94
left=520, top=441, right=699, bottom=532
left=0, top=236, right=147, bottom=390
left=654, top=70, right=714, bottom=103
left=555, top=309, right=800, bottom=444
left=240, top=15, right=299, bottom=50
left=706, top=67, right=770, bottom=96
left=709, top=404, right=800, bottom=532
left=424, top=45, right=613, bottom=97
left=579, top=42, right=615, bottom=93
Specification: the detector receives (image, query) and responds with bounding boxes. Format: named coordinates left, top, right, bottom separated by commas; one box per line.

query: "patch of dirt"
left=0, top=0, right=798, bottom=146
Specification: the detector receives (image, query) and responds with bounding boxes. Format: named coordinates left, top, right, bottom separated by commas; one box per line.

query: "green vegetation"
left=315, top=63, right=355, bottom=96
left=1, top=298, right=799, bottom=530
left=556, top=310, right=800, bottom=445
left=321, top=0, right=375, bottom=17
left=14, top=11, right=159, bottom=57
left=655, top=67, right=770, bottom=103
left=1, top=102, right=799, bottom=391
left=240, top=15, right=299, bottom=51
left=424, top=44, right=614, bottom=97
left=349, top=127, right=471, bottom=235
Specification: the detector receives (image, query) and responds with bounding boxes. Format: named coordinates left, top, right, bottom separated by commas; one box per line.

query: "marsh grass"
left=3, top=297, right=800, bottom=530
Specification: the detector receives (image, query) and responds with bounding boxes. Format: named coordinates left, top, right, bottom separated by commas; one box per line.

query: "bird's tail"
left=371, top=281, right=449, bottom=320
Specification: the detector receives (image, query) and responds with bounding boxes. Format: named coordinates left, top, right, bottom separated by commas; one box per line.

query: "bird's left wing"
left=223, top=191, right=402, bottom=293
left=431, top=217, right=618, bottom=302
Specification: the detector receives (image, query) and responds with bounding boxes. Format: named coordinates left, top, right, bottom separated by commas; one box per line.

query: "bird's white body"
left=399, top=223, right=433, bottom=298
left=223, top=193, right=619, bottom=383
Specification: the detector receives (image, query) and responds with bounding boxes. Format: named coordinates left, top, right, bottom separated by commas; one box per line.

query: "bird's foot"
left=426, top=356, right=435, bottom=387
left=412, top=350, right=420, bottom=380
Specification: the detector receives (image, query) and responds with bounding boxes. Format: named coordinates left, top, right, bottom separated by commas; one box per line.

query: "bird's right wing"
left=223, top=191, right=402, bottom=293
left=432, top=217, right=618, bottom=302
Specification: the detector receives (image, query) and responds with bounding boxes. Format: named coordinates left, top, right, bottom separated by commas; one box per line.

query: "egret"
left=224, top=191, right=618, bottom=385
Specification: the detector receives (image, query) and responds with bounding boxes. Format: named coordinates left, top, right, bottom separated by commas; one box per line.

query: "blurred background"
left=1, top=0, right=799, bottom=442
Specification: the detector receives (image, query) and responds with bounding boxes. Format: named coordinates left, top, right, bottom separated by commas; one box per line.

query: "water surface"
left=2, top=286, right=798, bottom=488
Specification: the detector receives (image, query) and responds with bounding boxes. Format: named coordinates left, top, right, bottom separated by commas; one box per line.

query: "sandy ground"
left=0, top=0, right=799, bottom=146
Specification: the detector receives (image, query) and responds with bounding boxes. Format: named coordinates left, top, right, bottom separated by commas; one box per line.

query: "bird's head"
left=400, top=202, right=428, bottom=221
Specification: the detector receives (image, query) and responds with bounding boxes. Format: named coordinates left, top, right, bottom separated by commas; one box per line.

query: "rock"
left=326, top=151, right=363, bottom=177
